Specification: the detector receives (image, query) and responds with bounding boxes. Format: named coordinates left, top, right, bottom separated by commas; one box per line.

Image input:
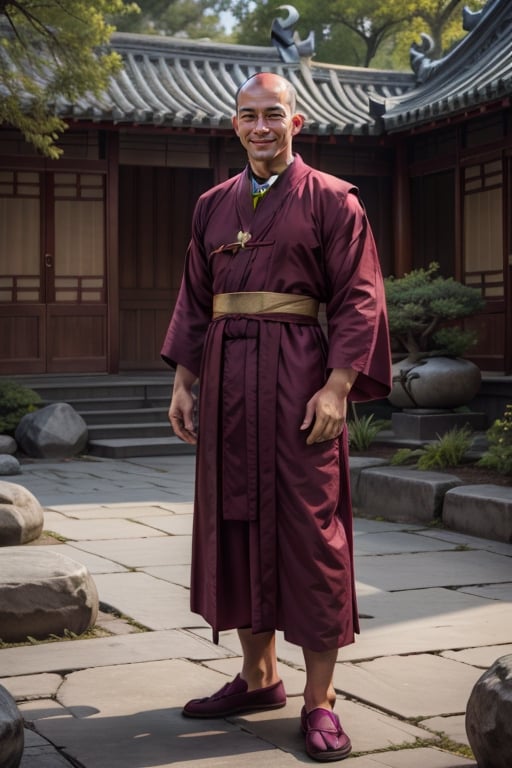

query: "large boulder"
left=0, top=482, right=43, bottom=546
left=466, top=654, right=512, bottom=768
left=0, top=548, right=99, bottom=642
left=0, top=684, right=24, bottom=768
left=15, top=403, right=88, bottom=459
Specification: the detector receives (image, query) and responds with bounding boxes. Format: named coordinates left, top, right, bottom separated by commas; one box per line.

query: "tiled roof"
left=69, top=33, right=413, bottom=136
left=381, top=0, right=512, bottom=131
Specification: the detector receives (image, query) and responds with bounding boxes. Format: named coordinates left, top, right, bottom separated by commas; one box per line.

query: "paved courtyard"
left=1, top=453, right=511, bottom=767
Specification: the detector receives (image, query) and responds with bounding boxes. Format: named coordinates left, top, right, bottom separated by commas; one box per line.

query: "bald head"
left=236, top=72, right=297, bottom=113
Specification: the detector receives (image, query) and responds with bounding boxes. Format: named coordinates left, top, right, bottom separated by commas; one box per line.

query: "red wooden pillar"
left=393, top=140, right=412, bottom=277
left=106, top=130, right=120, bottom=373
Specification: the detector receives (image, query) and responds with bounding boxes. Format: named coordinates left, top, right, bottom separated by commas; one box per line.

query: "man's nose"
left=254, top=116, right=270, bottom=131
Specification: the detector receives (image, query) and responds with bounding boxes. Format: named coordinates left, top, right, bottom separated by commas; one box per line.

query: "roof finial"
left=271, top=5, right=315, bottom=63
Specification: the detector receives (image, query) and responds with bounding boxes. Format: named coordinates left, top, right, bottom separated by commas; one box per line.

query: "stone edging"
left=350, top=457, right=512, bottom=543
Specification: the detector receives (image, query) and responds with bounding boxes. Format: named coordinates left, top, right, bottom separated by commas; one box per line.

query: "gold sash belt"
left=212, top=291, right=319, bottom=319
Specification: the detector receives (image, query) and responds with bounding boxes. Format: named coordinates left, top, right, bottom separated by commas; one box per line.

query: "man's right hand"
left=168, top=365, right=198, bottom=445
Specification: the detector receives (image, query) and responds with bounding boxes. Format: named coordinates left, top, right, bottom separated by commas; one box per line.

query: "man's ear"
left=291, top=113, right=305, bottom=134
left=232, top=115, right=240, bottom=135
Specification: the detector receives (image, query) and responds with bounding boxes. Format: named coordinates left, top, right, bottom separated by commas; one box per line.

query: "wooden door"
left=0, top=170, right=107, bottom=374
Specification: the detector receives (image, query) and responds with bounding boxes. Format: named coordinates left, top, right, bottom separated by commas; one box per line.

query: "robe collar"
left=235, top=154, right=310, bottom=243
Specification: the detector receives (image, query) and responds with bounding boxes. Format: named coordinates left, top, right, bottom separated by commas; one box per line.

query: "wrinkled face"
left=232, top=74, right=304, bottom=174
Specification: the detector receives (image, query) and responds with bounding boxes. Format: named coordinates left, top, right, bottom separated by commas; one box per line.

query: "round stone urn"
left=389, top=356, right=481, bottom=409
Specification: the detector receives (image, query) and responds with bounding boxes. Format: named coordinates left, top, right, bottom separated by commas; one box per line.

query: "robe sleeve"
left=321, top=185, right=392, bottom=402
left=160, top=198, right=213, bottom=378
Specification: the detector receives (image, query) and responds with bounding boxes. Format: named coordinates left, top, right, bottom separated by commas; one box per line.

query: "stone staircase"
left=14, top=373, right=196, bottom=459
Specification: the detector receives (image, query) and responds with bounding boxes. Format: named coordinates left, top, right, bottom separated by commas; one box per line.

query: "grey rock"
left=15, top=403, right=88, bottom=459
left=0, top=482, right=44, bottom=546
left=0, top=436, right=17, bottom=455
left=0, top=548, right=99, bottom=643
left=0, top=684, right=24, bottom=768
left=466, top=654, right=512, bottom=768
left=0, top=455, right=21, bottom=476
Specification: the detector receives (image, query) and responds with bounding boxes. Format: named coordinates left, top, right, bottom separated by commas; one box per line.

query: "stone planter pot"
left=389, top=356, right=481, bottom=409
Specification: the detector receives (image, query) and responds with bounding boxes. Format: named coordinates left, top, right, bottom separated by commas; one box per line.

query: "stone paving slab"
left=347, top=749, right=476, bottom=767
left=0, top=630, right=230, bottom=676
left=339, top=602, right=512, bottom=661
left=71, top=535, right=193, bottom=567
left=412, top=528, right=512, bottom=557
left=39, top=517, right=167, bottom=541
left=142, top=564, right=191, bottom=588
left=21, top=661, right=295, bottom=768
left=457, top=583, right=512, bottom=601
left=334, top=655, right=481, bottom=718
left=443, top=644, right=512, bottom=668
left=17, top=660, right=433, bottom=766
left=353, top=517, right=423, bottom=533
left=356, top=585, right=494, bottom=622
left=137, top=513, right=194, bottom=536
left=421, top=715, right=469, bottom=747
left=38, top=543, right=129, bottom=574
left=356, top=549, right=512, bottom=591
left=93, top=571, right=207, bottom=630
left=354, top=531, right=457, bottom=555
left=2, top=673, right=63, bottom=701
left=236, top=695, right=431, bottom=756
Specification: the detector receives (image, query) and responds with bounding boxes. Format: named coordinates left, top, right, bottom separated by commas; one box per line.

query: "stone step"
left=86, top=422, right=173, bottom=440
left=14, top=375, right=172, bottom=403
left=77, top=407, right=168, bottom=426
left=87, top=436, right=196, bottom=458
left=443, top=484, right=512, bottom=543
left=44, top=396, right=148, bottom=412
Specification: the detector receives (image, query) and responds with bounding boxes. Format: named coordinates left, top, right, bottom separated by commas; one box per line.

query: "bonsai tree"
left=384, top=262, right=485, bottom=361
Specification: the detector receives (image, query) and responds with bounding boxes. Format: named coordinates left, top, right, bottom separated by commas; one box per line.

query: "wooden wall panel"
left=0, top=305, right=45, bottom=373
left=118, top=165, right=213, bottom=370
left=46, top=305, right=107, bottom=372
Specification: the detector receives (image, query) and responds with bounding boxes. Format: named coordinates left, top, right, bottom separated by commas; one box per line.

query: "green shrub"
left=477, top=404, right=512, bottom=475
left=391, top=426, right=473, bottom=470
left=0, top=380, right=42, bottom=434
left=348, top=410, right=389, bottom=452
left=384, top=262, right=484, bottom=359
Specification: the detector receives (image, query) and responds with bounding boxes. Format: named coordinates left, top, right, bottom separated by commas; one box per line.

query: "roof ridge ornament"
left=410, top=32, right=439, bottom=83
left=271, top=5, right=315, bottom=63
left=463, top=5, right=485, bottom=31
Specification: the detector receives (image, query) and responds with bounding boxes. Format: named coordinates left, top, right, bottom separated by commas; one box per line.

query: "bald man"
left=162, top=72, right=391, bottom=762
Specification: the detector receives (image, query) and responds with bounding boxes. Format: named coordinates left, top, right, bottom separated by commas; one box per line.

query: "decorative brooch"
left=210, top=231, right=253, bottom=257
left=237, top=231, right=252, bottom=247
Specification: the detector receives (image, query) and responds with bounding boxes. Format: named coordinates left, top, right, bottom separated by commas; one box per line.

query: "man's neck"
left=249, top=156, right=294, bottom=181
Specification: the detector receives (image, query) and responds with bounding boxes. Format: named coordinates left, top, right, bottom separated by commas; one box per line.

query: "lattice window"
left=463, top=160, right=504, bottom=299
left=0, top=171, right=41, bottom=302
left=54, top=173, right=106, bottom=302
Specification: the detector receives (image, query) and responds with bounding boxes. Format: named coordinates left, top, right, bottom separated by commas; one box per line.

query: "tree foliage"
left=215, top=0, right=486, bottom=68
left=110, top=0, right=228, bottom=39
left=0, top=0, right=138, bottom=157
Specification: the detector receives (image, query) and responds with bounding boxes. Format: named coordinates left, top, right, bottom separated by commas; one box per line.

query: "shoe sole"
left=182, top=700, right=287, bottom=719
left=306, top=742, right=352, bottom=762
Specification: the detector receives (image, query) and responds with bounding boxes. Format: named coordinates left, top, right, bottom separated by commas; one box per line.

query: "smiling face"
left=232, top=73, right=304, bottom=178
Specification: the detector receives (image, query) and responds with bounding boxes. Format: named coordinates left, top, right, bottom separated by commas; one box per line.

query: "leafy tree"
left=215, top=0, right=486, bottom=68
left=110, top=0, right=228, bottom=39
left=0, top=0, right=138, bottom=158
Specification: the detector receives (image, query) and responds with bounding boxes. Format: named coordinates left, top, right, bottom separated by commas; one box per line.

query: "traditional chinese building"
left=0, top=0, right=510, bottom=375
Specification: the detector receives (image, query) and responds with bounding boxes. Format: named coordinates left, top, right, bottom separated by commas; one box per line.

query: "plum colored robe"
left=161, top=154, right=391, bottom=652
